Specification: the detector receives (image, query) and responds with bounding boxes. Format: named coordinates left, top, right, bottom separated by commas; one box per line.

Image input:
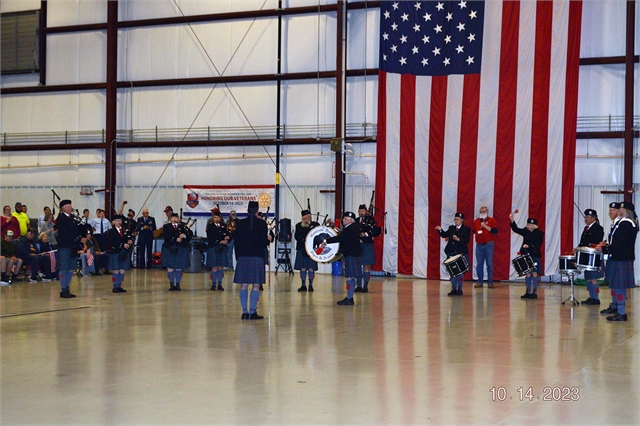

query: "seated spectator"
left=78, top=229, right=108, bottom=276
left=1, top=205, right=20, bottom=238
left=0, top=231, right=22, bottom=283
left=16, top=229, right=49, bottom=282
left=39, top=213, right=57, bottom=248
left=36, top=232, right=58, bottom=281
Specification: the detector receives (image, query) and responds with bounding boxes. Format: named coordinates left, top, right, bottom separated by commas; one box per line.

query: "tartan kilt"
left=583, top=269, right=603, bottom=281
left=294, top=249, right=318, bottom=271
left=161, top=246, right=190, bottom=269
left=343, top=255, right=362, bottom=278
left=607, top=260, right=636, bottom=289
left=57, top=247, right=76, bottom=272
left=233, top=256, right=265, bottom=284
left=360, top=242, right=376, bottom=266
left=108, top=252, right=131, bottom=271
left=206, top=246, right=229, bottom=268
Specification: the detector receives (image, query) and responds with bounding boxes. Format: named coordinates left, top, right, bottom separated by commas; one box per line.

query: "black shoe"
left=354, top=286, right=363, bottom=293
left=448, top=290, right=457, bottom=296
left=582, top=298, right=593, bottom=304
left=175, top=285, right=181, bottom=291
left=457, top=289, right=463, bottom=296
left=600, top=306, right=617, bottom=315
left=298, top=285, right=307, bottom=292
left=585, top=298, right=601, bottom=305
left=259, top=284, right=264, bottom=291
left=362, top=286, right=369, bottom=293
left=60, top=290, right=76, bottom=298
left=169, top=285, right=178, bottom=291
left=112, top=287, right=127, bottom=293
left=337, top=297, right=354, bottom=306
left=210, top=285, right=217, bottom=291
left=521, top=293, right=531, bottom=299
left=308, top=285, right=314, bottom=292
left=249, top=311, right=264, bottom=320
left=241, top=313, right=249, bottom=320
left=606, top=313, right=628, bottom=322
left=529, top=293, right=538, bottom=299
left=217, top=285, right=224, bottom=291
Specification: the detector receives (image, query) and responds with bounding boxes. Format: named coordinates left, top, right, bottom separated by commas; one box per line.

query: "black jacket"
left=603, top=218, right=637, bottom=261
left=234, top=215, right=270, bottom=258
left=578, top=222, right=604, bottom=247
left=136, top=216, right=156, bottom=240
left=55, top=212, right=81, bottom=249
left=162, top=223, right=192, bottom=248
left=438, top=224, right=471, bottom=256
left=294, top=221, right=319, bottom=253
left=325, top=222, right=362, bottom=257
left=510, top=222, right=544, bottom=258
left=357, top=215, right=381, bottom=244
left=206, top=221, right=231, bottom=248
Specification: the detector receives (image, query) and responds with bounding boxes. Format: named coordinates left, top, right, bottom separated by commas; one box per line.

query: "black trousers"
left=137, top=236, right=154, bottom=268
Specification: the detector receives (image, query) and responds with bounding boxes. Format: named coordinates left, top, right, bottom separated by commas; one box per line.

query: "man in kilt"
left=206, top=208, right=230, bottom=291
left=55, top=199, right=84, bottom=298
left=162, top=213, right=192, bottom=291
left=323, top=211, right=363, bottom=306
left=233, top=201, right=272, bottom=320
left=598, top=201, right=637, bottom=321
left=106, top=215, right=134, bottom=293
left=294, top=209, right=319, bottom=292
left=576, top=209, right=605, bottom=305
left=356, top=204, right=381, bottom=293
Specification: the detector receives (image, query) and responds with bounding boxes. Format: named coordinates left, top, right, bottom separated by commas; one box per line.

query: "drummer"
left=436, top=213, right=471, bottom=296
left=576, top=209, right=604, bottom=305
left=294, top=209, right=319, bottom=292
left=322, top=212, right=362, bottom=306
left=597, top=201, right=637, bottom=322
left=509, top=214, right=544, bottom=299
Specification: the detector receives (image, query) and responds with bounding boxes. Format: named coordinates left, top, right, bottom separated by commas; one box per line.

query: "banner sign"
left=183, top=185, right=275, bottom=217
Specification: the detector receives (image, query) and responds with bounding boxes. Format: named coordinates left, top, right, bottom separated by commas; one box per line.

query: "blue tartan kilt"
left=233, top=256, right=265, bottom=284
left=294, top=249, right=318, bottom=271
left=161, top=246, right=190, bottom=270
left=583, top=269, right=603, bottom=281
left=206, top=246, right=229, bottom=267
left=360, top=242, right=376, bottom=266
left=108, top=252, right=131, bottom=271
left=343, top=255, right=362, bottom=278
left=607, top=260, right=636, bottom=289
left=57, top=247, right=76, bottom=272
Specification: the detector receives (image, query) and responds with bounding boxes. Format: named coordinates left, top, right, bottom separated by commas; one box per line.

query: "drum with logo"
left=512, top=254, right=536, bottom=276
left=305, top=226, right=341, bottom=263
left=443, top=254, right=469, bottom=277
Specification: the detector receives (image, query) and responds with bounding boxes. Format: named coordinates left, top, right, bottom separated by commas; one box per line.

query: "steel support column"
left=623, top=0, right=636, bottom=201
left=334, top=0, right=346, bottom=221
left=105, top=1, right=118, bottom=215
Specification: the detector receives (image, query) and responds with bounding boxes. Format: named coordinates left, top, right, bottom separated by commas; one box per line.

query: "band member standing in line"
left=206, top=208, right=230, bottom=291
left=356, top=204, right=381, bottom=293
left=509, top=214, right=544, bottom=299
left=56, top=199, right=84, bottom=298
left=162, top=213, right=192, bottom=291
left=294, top=210, right=319, bottom=292
left=225, top=210, right=238, bottom=270
left=600, top=202, right=621, bottom=313
left=576, top=209, right=604, bottom=305
left=323, top=211, right=363, bottom=306
left=597, top=201, right=637, bottom=322
left=233, top=201, right=272, bottom=320
left=436, top=213, right=471, bottom=296
left=106, top=215, right=134, bottom=293
left=473, top=206, right=498, bottom=289
left=136, top=208, right=156, bottom=269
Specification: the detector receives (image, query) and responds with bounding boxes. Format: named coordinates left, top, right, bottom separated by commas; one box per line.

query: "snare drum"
left=305, top=226, right=341, bottom=263
left=444, top=254, right=469, bottom=277
left=574, top=247, right=602, bottom=271
left=558, top=255, right=577, bottom=274
left=512, top=254, right=535, bottom=277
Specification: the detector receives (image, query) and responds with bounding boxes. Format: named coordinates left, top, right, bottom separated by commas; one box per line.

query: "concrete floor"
left=1, top=269, right=638, bottom=425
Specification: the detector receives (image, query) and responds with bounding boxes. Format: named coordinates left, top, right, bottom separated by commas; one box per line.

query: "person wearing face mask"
left=473, top=206, right=498, bottom=289
left=436, top=213, right=471, bottom=296
left=509, top=214, right=544, bottom=299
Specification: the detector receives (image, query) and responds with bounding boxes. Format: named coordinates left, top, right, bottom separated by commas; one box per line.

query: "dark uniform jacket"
left=603, top=218, right=637, bottom=262
left=107, top=227, right=134, bottom=252
left=438, top=225, right=471, bottom=256
left=578, top=222, right=604, bottom=247
left=294, top=221, right=320, bottom=255
left=325, top=222, right=362, bottom=257
left=136, top=216, right=156, bottom=241
left=206, top=221, right=230, bottom=249
left=16, top=236, right=38, bottom=260
left=234, top=215, right=270, bottom=258
left=55, top=212, right=81, bottom=251
left=357, top=215, right=381, bottom=244
left=162, top=223, right=192, bottom=249
left=510, top=222, right=544, bottom=258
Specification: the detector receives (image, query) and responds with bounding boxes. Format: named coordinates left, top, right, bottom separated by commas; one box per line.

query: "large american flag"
left=374, top=1, right=582, bottom=280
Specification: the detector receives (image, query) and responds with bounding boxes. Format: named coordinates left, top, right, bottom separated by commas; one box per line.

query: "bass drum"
left=305, top=226, right=341, bottom=263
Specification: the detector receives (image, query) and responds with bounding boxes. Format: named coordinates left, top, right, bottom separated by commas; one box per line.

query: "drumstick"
left=512, top=209, right=519, bottom=214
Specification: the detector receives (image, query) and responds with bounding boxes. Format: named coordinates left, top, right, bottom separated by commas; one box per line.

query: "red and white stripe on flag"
left=374, top=1, right=582, bottom=279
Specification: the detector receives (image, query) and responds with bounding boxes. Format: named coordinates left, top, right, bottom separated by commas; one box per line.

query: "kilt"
left=607, top=260, right=636, bottom=289
left=57, top=247, right=76, bottom=272
left=360, top=242, right=376, bottom=266
left=294, top=249, right=318, bottom=271
left=233, top=256, right=265, bottom=284
left=531, top=257, right=543, bottom=276
left=108, top=252, right=131, bottom=271
left=343, top=255, right=362, bottom=278
left=161, top=246, right=190, bottom=269
left=583, top=269, right=603, bottom=281
left=206, top=246, right=229, bottom=268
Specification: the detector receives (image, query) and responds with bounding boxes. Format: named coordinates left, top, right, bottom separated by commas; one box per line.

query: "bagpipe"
left=170, top=223, right=192, bottom=247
